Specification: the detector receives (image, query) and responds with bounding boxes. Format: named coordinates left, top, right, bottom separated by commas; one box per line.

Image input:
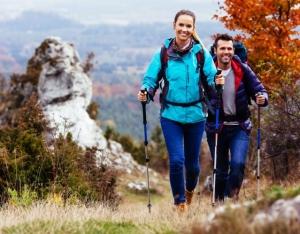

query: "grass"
left=0, top=198, right=212, bottom=234
left=3, top=220, right=143, bottom=234
left=1, top=175, right=300, bottom=233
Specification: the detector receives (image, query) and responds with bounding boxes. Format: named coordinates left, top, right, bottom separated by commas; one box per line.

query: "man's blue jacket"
left=205, top=55, right=268, bottom=134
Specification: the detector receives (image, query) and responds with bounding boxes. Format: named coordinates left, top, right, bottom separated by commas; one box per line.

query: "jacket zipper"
left=186, top=64, right=189, bottom=83
left=186, top=64, right=189, bottom=104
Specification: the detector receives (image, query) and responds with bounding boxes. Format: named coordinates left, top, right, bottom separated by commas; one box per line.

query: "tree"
left=86, top=101, right=100, bottom=120
left=0, top=94, right=121, bottom=206
left=214, top=0, right=300, bottom=92
left=214, top=0, right=300, bottom=180
left=82, top=52, right=96, bottom=75
left=0, top=94, right=50, bottom=202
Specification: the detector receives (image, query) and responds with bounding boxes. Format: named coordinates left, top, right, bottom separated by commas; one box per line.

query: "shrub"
left=0, top=94, right=120, bottom=208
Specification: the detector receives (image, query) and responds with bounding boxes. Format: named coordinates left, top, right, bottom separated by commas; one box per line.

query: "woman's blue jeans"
left=206, top=125, right=250, bottom=201
left=160, top=117, right=205, bottom=205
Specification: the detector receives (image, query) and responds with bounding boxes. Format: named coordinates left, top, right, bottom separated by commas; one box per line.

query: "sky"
left=0, top=0, right=224, bottom=25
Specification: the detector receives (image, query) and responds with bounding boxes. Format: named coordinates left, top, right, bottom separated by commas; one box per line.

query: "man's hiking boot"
left=174, top=202, right=186, bottom=214
left=185, top=189, right=194, bottom=206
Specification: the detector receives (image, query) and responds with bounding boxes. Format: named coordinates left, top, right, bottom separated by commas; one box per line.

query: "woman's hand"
left=137, top=90, right=147, bottom=102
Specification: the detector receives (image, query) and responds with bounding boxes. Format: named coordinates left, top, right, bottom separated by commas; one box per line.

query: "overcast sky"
left=0, top=0, right=224, bottom=25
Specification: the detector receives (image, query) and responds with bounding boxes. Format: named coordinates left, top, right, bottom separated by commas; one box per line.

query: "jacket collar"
left=214, top=55, right=244, bottom=91
left=164, top=37, right=202, bottom=54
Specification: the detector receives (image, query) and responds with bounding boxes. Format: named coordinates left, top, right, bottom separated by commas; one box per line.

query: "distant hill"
left=0, top=10, right=82, bottom=31
left=0, top=10, right=234, bottom=140
left=0, top=10, right=231, bottom=76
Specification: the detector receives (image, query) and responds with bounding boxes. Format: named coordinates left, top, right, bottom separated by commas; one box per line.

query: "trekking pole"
left=140, top=89, right=152, bottom=213
left=212, top=69, right=222, bottom=207
left=256, top=93, right=262, bottom=199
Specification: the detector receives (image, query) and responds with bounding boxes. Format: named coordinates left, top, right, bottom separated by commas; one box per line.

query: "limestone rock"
left=28, top=37, right=153, bottom=181
left=30, top=36, right=107, bottom=149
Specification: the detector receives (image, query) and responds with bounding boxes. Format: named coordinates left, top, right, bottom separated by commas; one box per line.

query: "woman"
left=137, top=9, right=223, bottom=212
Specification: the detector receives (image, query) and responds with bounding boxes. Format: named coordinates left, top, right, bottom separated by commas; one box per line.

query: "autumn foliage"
left=213, top=0, right=300, bottom=181
left=214, top=0, right=300, bottom=93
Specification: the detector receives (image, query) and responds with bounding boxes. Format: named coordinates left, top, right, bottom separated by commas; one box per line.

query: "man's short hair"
left=214, top=33, right=234, bottom=49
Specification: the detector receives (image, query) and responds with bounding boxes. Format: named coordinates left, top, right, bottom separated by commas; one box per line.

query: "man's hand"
left=215, top=74, right=225, bottom=87
left=255, top=93, right=265, bottom=105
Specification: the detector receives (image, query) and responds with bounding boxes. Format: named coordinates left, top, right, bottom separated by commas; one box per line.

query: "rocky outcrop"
left=27, top=36, right=107, bottom=149
left=204, top=195, right=300, bottom=231
left=27, top=37, right=157, bottom=189
left=253, top=195, right=300, bottom=225
left=108, top=140, right=151, bottom=174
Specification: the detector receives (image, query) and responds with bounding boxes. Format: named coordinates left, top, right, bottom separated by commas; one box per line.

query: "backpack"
left=233, top=41, right=248, bottom=63
left=209, top=41, right=252, bottom=105
left=159, top=39, right=214, bottom=114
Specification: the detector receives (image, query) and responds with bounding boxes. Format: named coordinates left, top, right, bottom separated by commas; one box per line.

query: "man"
left=207, top=33, right=268, bottom=202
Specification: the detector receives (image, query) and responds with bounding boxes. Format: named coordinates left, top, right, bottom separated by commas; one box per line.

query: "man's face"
left=214, top=40, right=234, bottom=66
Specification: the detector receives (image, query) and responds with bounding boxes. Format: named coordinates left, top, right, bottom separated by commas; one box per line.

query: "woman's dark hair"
left=214, top=33, right=234, bottom=49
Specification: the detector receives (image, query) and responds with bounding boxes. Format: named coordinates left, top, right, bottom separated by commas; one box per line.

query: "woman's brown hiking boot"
left=174, top=202, right=186, bottom=214
left=185, top=189, right=194, bottom=206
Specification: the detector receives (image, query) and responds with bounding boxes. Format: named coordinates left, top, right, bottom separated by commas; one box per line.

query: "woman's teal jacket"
left=141, top=38, right=217, bottom=124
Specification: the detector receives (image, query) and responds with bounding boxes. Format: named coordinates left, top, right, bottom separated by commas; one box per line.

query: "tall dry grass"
left=0, top=176, right=274, bottom=233
left=0, top=196, right=214, bottom=233
left=1, top=175, right=300, bottom=233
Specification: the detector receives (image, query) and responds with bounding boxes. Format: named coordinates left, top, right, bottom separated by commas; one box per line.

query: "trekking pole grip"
left=140, top=89, right=147, bottom=125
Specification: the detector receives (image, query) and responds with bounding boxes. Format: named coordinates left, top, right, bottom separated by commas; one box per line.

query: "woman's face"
left=173, top=14, right=195, bottom=45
